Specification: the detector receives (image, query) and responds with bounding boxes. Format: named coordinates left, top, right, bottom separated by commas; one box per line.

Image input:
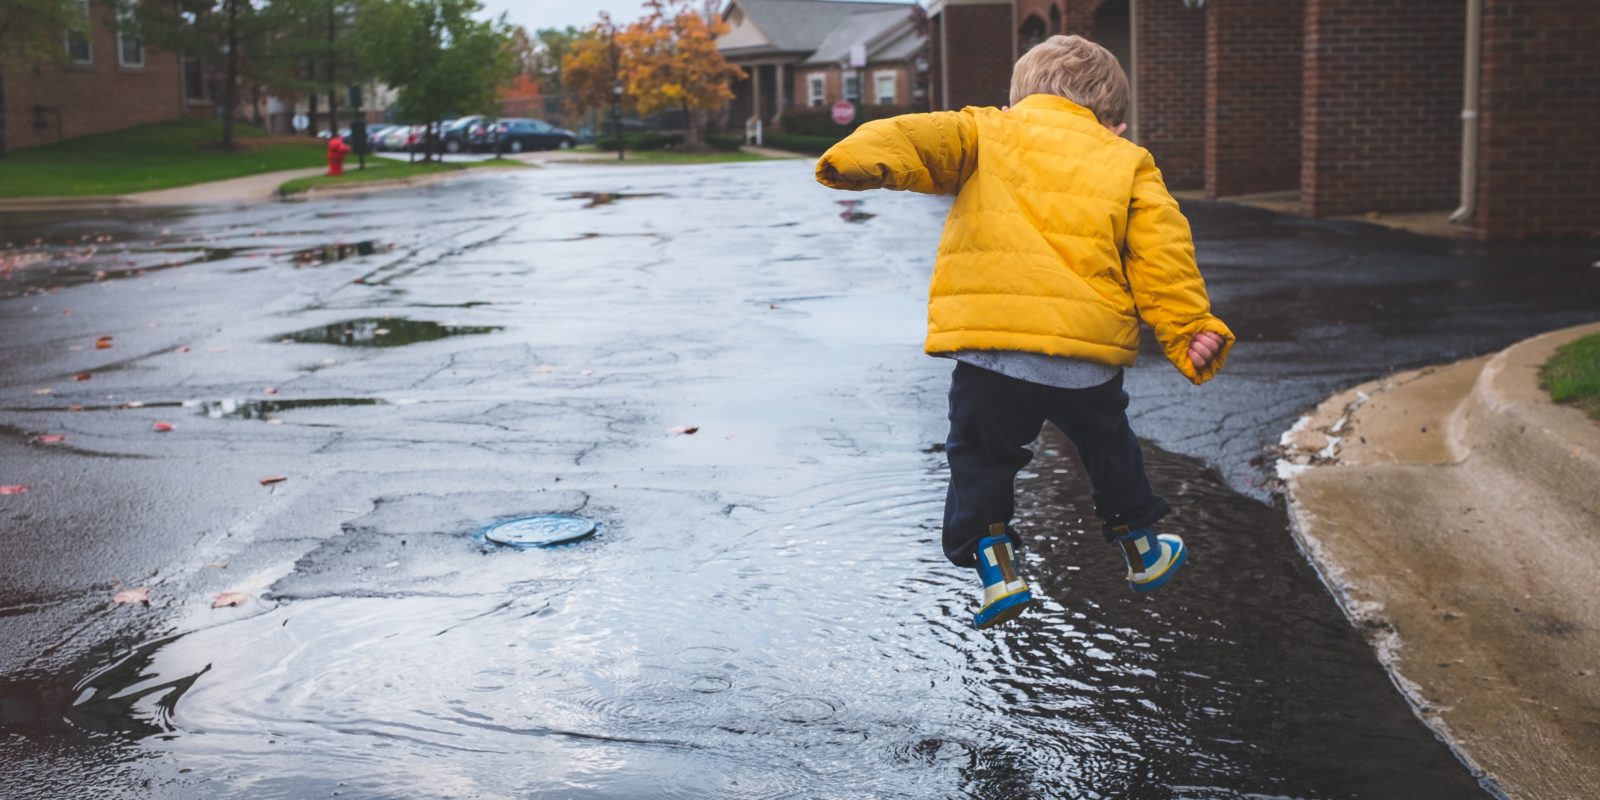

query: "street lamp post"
left=613, top=80, right=625, bottom=162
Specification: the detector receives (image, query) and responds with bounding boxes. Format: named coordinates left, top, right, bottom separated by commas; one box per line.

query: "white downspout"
left=1449, top=0, right=1482, bottom=226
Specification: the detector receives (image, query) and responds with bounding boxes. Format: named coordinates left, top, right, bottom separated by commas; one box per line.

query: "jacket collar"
left=1011, top=94, right=1100, bottom=122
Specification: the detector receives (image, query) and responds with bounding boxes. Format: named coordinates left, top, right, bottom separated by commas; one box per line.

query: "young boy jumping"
left=815, top=35, right=1233, bottom=629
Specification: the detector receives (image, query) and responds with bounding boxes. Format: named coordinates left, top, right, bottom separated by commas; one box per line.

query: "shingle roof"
left=801, top=7, right=918, bottom=65
left=725, top=0, right=914, bottom=55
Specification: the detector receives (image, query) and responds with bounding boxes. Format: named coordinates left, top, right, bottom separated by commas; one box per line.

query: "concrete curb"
left=1453, top=323, right=1600, bottom=520
left=281, top=164, right=526, bottom=201
left=1277, top=319, right=1600, bottom=800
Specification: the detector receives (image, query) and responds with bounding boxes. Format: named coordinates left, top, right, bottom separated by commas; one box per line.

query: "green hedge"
left=762, top=133, right=839, bottom=156
left=705, top=132, right=743, bottom=152
left=778, top=104, right=912, bottom=137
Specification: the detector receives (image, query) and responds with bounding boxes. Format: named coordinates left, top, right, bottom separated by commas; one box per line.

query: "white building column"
left=772, top=63, right=786, bottom=124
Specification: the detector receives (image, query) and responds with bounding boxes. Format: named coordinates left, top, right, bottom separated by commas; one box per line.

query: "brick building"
left=718, top=0, right=928, bottom=128
left=3, top=0, right=203, bottom=152
left=926, top=0, right=1600, bottom=239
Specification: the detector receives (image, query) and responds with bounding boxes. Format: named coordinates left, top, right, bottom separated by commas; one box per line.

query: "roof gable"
left=720, top=0, right=914, bottom=55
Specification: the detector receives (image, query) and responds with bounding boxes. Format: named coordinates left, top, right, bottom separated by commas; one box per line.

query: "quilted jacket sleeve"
left=814, top=110, right=979, bottom=195
left=1124, top=151, right=1234, bottom=385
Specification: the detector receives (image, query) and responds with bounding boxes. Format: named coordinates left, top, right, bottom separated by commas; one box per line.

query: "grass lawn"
left=0, top=118, right=325, bottom=198
left=1542, top=333, right=1600, bottom=421
left=276, top=157, right=526, bottom=196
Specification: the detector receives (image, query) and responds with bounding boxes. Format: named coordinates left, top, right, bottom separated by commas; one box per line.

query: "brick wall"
left=936, top=2, right=1014, bottom=109
left=1301, top=0, right=1464, bottom=217
left=1475, top=0, right=1600, bottom=239
left=1135, top=0, right=1205, bottom=189
left=1205, top=0, right=1303, bottom=198
left=3, top=0, right=186, bottom=152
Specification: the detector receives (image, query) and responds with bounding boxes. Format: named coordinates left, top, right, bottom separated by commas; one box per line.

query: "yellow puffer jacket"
left=815, top=94, right=1233, bottom=385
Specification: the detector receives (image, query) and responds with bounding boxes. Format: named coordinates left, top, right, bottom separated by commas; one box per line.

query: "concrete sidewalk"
left=1279, top=320, right=1600, bottom=800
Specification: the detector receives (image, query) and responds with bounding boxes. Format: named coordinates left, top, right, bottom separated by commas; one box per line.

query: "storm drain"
left=479, top=514, right=597, bottom=549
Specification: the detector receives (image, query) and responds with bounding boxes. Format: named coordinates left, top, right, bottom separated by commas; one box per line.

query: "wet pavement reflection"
left=2, top=161, right=1594, bottom=798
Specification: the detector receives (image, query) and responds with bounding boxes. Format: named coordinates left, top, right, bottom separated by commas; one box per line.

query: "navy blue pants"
left=942, top=361, right=1170, bottom=567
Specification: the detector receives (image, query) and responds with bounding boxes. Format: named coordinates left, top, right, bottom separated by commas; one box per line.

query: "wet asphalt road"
left=1, top=160, right=1597, bottom=799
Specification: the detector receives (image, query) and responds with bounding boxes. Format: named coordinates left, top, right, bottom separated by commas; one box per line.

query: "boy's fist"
left=1187, top=331, right=1225, bottom=370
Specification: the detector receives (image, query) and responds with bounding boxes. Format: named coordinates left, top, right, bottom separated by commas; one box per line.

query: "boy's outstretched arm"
left=815, top=111, right=979, bottom=195
left=1124, top=152, right=1235, bottom=385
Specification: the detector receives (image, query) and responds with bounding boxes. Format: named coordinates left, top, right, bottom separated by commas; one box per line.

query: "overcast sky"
left=478, top=0, right=919, bottom=33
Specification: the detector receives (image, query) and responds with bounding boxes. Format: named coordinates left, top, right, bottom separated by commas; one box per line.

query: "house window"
left=64, top=0, right=91, bottom=64
left=117, top=3, right=144, bottom=68
left=184, top=56, right=206, bottom=100
left=843, top=73, right=860, bottom=103
left=807, top=73, right=824, bottom=107
left=874, top=71, right=897, bottom=105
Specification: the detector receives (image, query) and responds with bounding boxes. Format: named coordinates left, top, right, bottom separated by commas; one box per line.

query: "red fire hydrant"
left=326, top=135, right=351, bottom=177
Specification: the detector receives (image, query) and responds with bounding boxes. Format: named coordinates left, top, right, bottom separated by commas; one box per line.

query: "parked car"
left=440, top=115, right=486, bottom=154
left=484, top=118, right=577, bottom=153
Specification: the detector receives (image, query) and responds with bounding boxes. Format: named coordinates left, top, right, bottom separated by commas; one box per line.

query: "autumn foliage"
left=563, top=0, right=743, bottom=150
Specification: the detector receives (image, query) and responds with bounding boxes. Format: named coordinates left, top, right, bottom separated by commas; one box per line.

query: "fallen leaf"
left=95, top=336, right=113, bottom=349
left=152, top=421, right=173, bottom=432
left=34, top=434, right=66, bottom=444
left=212, top=591, right=249, bottom=608
left=536, top=365, right=555, bottom=374
left=373, top=328, right=390, bottom=336
left=768, top=303, right=778, bottom=310
left=0, top=485, right=29, bottom=495
left=263, top=386, right=279, bottom=395
left=68, top=405, right=84, bottom=412
left=208, top=561, right=228, bottom=569
left=580, top=369, right=594, bottom=376
left=259, top=475, right=287, bottom=486
left=670, top=425, right=700, bottom=435
left=320, top=358, right=336, bottom=366
left=125, top=400, right=144, bottom=408
left=175, top=345, right=191, bottom=353
left=33, top=388, right=53, bottom=396
left=74, top=372, right=92, bottom=381
left=265, top=418, right=284, bottom=425
left=113, top=587, right=150, bottom=606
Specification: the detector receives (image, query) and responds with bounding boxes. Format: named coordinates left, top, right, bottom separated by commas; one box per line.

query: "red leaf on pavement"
left=175, top=345, right=191, bottom=353
left=263, top=386, right=278, bottom=395
left=259, top=475, right=287, bottom=486
left=0, top=485, right=28, bottom=495
left=669, top=425, right=700, bottom=435
left=34, top=434, right=65, bottom=444
left=74, top=372, right=91, bottom=381
left=113, top=587, right=150, bottom=606
left=152, top=421, right=173, bottom=432
left=94, top=336, right=113, bottom=349
left=212, top=591, right=249, bottom=608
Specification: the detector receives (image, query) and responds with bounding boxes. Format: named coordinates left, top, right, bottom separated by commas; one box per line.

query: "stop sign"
left=831, top=100, right=856, bottom=126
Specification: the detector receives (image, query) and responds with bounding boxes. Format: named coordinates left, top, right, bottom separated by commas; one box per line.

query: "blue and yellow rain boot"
left=1114, top=527, right=1187, bottom=593
left=973, top=524, right=1033, bottom=629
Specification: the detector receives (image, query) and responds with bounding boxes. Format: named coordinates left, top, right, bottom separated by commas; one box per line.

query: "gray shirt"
left=947, top=349, right=1120, bottom=389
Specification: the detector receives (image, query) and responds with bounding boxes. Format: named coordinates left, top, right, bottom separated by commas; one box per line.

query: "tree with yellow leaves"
left=618, top=0, right=742, bottom=150
left=561, top=15, right=625, bottom=121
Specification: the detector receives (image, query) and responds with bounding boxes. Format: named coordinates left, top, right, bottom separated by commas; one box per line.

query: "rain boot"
left=973, top=524, right=1033, bottom=629
left=1114, top=527, right=1187, bottom=593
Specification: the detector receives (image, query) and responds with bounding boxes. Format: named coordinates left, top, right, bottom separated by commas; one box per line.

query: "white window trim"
left=874, top=70, right=897, bottom=105
left=117, top=4, right=144, bottom=69
left=807, top=72, right=825, bottom=108
left=64, top=0, right=92, bottom=65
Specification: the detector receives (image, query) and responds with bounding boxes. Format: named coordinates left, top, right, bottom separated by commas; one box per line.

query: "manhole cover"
left=481, top=514, right=597, bottom=549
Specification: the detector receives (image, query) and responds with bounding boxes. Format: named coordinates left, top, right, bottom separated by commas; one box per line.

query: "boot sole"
left=974, top=589, right=1033, bottom=629
left=1130, top=539, right=1187, bottom=593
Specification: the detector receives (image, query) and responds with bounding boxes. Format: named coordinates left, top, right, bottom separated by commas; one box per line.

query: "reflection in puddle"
left=561, top=191, right=667, bottom=208
left=290, top=240, right=392, bottom=266
left=281, top=318, right=502, bottom=347
left=837, top=200, right=875, bottom=223
left=191, top=397, right=388, bottom=421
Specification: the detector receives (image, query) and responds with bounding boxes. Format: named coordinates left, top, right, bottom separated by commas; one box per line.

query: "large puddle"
left=281, top=318, right=503, bottom=347
left=26, top=437, right=1486, bottom=799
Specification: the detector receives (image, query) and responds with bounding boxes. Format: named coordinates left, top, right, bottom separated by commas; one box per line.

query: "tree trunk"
left=221, top=0, right=240, bottom=150
left=682, top=102, right=702, bottom=150
left=0, top=63, right=8, bottom=157
left=308, top=92, right=319, bottom=138
left=325, top=6, right=338, bottom=133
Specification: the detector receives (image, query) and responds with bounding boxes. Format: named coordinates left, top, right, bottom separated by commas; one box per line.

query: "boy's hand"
left=1187, top=331, right=1225, bottom=371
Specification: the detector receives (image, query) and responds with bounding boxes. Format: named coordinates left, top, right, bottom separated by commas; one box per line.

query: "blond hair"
left=1009, top=35, right=1130, bottom=125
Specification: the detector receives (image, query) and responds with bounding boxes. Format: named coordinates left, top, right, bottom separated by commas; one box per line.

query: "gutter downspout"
left=1449, top=0, right=1482, bottom=226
